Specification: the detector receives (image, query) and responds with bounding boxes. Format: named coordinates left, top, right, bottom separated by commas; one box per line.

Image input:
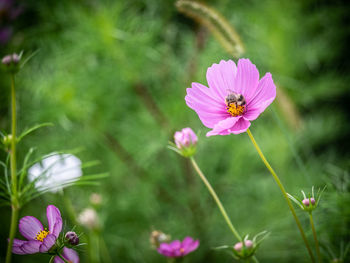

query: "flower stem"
left=6, top=74, right=19, bottom=263
left=309, top=212, right=322, bottom=263
left=190, top=157, right=242, bottom=241
left=49, top=256, right=55, bottom=263
left=246, top=128, right=315, bottom=263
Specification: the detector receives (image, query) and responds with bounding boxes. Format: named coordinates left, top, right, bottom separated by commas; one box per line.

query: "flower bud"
left=234, top=240, right=253, bottom=252
left=2, top=53, right=21, bottom=73
left=2, top=134, right=13, bottom=150
left=302, top=198, right=315, bottom=207
left=65, top=231, right=79, bottom=246
left=173, top=128, right=197, bottom=157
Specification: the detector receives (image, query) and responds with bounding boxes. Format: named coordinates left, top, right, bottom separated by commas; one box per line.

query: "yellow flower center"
left=35, top=228, right=50, bottom=242
left=226, top=103, right=245, bottom=117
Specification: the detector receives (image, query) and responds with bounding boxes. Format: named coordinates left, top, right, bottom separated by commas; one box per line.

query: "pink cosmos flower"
left=185, top=59, right=276, bottom=136
left=54, top=247, right=80, bottom=263
left=157, top=236, right=199, bottom=258
left=11, top=205, right=62, bottom=254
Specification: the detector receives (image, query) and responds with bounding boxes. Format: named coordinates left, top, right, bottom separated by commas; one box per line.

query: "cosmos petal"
left=230, top=117, right=251, bottom=134
left=19, top=216, right=43, bottom=240
left=20, top=240, right=41, bottom=254
left=47, top=205, right=62, bottom=238
left=245, top=73, right=276, bottom=120
left=39, top=234, right=56, bottom=253
left=11, top=239, right=27, bottom=255
left=206, top=60, right=237, bottom=100
left=158, top=243, right=175, bottom=257
left=54, top=247, right=80, bottom=263
left=206, top=117, right=240, bottom=137
left=233, top=59, right=260, bottom=101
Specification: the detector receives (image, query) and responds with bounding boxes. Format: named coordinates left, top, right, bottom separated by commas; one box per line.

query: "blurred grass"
left=0, top=0, right=349, bottom=262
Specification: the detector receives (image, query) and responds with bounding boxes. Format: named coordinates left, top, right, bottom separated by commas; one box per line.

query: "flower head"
left=11, top=205, right=62, bottom=254
left=172, top=128, right=198, bottom=157
left=2, top=52, right=21, bottom=73
left=185, top=59, right=276, bottom=136
left=78, top=208, right=99, bottom=230
left=28, top=153, right=82, bottom=193
left=287, top=186, right=326, bottom=213
left=157, top=236, right=199, bottom=258
left=54, top=247, right=80, bottom=263
left=234, top=240, right=253, bottom=252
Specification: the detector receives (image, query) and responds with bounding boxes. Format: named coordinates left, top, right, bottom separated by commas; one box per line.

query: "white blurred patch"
left=28, top=152, right=82, bottom=193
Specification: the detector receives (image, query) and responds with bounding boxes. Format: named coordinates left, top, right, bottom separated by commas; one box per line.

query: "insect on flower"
left=185, top=59, right=276, bottom=136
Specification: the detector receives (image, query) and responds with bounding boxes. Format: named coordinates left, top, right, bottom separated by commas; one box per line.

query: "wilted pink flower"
left=11, top=205, right=62, bottom=254
left=174, top=127, right=198, bottom=149
left=54, top=247, right=79, bottom=263
left=234, top=240, right=254, bottom=252
left=185, top=59, right=276, bottom=136
left=157, top=237, right=199, bottom=258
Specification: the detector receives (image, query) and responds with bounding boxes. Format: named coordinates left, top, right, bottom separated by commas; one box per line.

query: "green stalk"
left=246, top=128, right=315, bottom=263
left=309, top=212, right=322, bottom=263
left=6, top=74, right=19, bottom=263
left=190, top=157, right=242, bottom=242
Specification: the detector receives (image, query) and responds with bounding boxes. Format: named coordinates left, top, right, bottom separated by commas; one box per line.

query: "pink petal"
left=206, top=117, right=240, bottom=137
left=184, top=240, right=199, bottom=255
left=39, top=234, right=56, bottom=253
left=229, top=118, right=251, bottom=134
left=234, top=59, right=260, bottom=101
left=12, top=239, right=26, bottom=255
left=245, top=73, right=276, bottom=120
left=181, top=236, right=194, bottom=247
left=63, top=247, right=80, bottom=263
left=19, top=216, right=43, bottom=240
left=190, top=82, right=223, bottom=106
left=20, top=240, right=41, bottom=254
left=206, top=60, right=237, bottom=100
left=158, top=243, right=174, bottom=257
left=185, top=92, right=228, bottom=128
left=47, top=205, right=62, bottom=238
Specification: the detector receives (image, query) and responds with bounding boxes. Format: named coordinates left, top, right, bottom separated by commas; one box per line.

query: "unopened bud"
left=65, top=231, right=79, bottom=246
left=173, top=127, right=197, bottom=157
left=234, top=240, right=253, bottom=252
left=302, top=198, right=315, bottom=207
left=2, top=53, right=21, bottom=73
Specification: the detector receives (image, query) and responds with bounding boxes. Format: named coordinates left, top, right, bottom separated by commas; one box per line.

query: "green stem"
left=6, top=74, right=19, bottom=263
left=246, top=128, right=315, bottom=263
left=190, top=157, right=242, bottom=242
left=49, top=256, right=55, bottom=263
left=309, top=213, right=322, bottom=263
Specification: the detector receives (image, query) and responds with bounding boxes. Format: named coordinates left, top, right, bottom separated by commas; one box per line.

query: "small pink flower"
left=174, top=127, right=198, bottom=149
left=185, top=59, right=276, bottom=136
left=11, top=205, right=62, bottom=254
left=54, top=247, right=80, bottom=263
left=302, top=198, right=315, bottom=207
left=157, top=237, right=199, bottom=258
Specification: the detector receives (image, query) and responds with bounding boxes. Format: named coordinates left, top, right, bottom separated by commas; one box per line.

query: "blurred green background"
left=0, top=0, right=349, bottom=262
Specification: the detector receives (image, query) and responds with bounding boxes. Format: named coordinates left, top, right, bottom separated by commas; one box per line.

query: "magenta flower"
left=185, top=59, right=276, bottom=136
left=11, top=205, right=62, bottom=254
left=54, top=247, right=80, bottom=263
left=157, top=237, right=199, bottom=258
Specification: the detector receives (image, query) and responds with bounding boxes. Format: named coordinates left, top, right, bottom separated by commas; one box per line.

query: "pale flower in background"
left=78, top=208, right=99, bottom=229
left=28, top=153, right=82, bottom=193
